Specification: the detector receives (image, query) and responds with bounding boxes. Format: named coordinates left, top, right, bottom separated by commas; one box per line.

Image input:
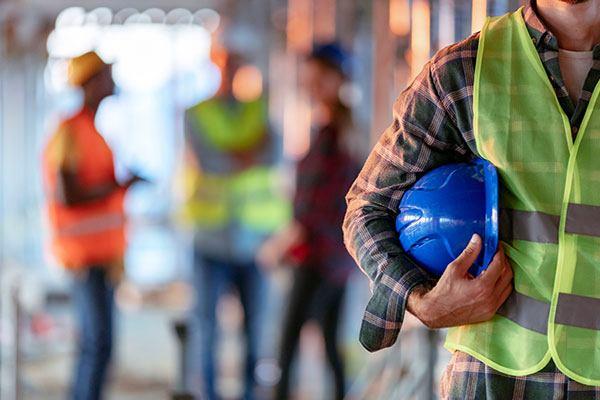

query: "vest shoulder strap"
left=189, top=97, right=267, bottom=152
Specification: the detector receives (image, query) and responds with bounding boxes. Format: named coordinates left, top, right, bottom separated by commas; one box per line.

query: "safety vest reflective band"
left=56, top=213, right=124, bottom=237
left=500, top=209, right=560, bottom=243
left=497, top=291, right=550, bottom=334
left=444, top=8, right=600, bottom=385
left=500, top=205, right=600, bottom=244
left=183, top=166, right=290, bottom=232
left=565, top=204, right=600, bottom=237
left=498, top=291, right=600, bottom=334
left=181, top=169, right=230, bottom=229
left=230, top=167, right=291, bottom=233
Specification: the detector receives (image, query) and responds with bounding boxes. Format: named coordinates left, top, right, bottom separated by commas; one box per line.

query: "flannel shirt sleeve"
left=343, top=55, right=473, bottom=352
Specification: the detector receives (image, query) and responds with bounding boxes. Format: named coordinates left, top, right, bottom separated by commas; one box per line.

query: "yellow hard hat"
left=67, top=51, right=108, bottom=87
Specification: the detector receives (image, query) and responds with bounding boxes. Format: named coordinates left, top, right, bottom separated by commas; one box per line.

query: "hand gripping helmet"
left=396, top=158, right=499, bottom=277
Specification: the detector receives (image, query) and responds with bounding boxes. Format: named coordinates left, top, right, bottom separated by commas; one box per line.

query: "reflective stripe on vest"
left=181, top=167, right=230, bottom=228
left=500, top=209, right=560, bottom=243
left=497, top=291, right=550, bottom=334
left=500, top=205, right=600, bottom=243
left=182, top=165, right=290, bottom=232
left=231, top=167, right=291, bottom=232
left=444, top=8, right=600, bottom=384
left=565, top=204, right=600, bottom=237
left=497, top=291, right=600, bottom=333
left=555, top=293, right=600, bottom=331
left=56, top=212, right=124, bottom=237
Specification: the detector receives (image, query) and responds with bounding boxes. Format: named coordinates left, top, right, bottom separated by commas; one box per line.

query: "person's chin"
left=558, top=0, right=589, bottom=4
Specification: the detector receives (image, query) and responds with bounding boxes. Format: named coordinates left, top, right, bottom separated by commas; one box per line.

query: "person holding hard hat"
left=42, top=51, right=143, bottom=400
left=344, top=0, right=600, bottom=397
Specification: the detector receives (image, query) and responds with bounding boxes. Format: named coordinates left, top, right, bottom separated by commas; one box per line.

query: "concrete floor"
left=19, top=308, right=352, bottom=400
left=20, top=307, right=177, bottom=400
left=13, top=280, right=364, bottom=400
left=6, top=275, right=445, bottom=400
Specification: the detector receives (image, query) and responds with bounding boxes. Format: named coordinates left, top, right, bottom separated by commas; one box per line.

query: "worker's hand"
left=257, top=233, right=284, bottom=271
left=407, top=234, right=513, bottom=329
left=107, top=259, right=125, bottom=285
left=124, top=174, right=148, bottom=189
left=257, top=222, right=306, bottom=270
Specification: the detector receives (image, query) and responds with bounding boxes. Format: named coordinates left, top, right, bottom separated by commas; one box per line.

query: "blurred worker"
left=259, top=43, right=361, bottom=400
left=42, top=51, right=141, bottom=400
left=181, top=48, right=289, bottom=400
left=344, top=0, right=600, bottom=398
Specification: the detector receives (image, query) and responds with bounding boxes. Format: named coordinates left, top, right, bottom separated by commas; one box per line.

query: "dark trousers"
left=71, top=267, right=115, bottom=400
left=275, top=267, right=346, bottom=400
left=194, top=254, right=265, bottom=400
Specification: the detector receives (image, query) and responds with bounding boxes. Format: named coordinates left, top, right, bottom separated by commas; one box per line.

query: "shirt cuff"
left=359, top=257, right=431, bottom=352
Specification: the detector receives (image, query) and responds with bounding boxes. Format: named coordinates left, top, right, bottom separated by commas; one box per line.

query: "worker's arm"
left=238, top=123, right=281, bottom=167
left=55, top=169, right=137, bottom=206
left=51, top=126, right=137, bottom=206
left=344, top=35, right=511, bottom=352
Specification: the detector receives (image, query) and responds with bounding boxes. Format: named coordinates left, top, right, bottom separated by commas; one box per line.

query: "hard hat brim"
left=475, top=157, right=499, bottom=276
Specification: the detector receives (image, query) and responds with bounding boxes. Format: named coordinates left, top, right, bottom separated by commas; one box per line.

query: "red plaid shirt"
left=294, top=123, right=361, bottom=285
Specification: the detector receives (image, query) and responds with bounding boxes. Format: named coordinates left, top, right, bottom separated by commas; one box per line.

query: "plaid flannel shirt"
left=294, top=123, right=361, bottom=284
left=343, top=1, right=600, bottom=352
left=440, top=352, right=600, bottom=399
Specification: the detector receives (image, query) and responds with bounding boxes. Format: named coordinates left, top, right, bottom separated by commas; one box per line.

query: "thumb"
left=450, top=234, right=482, bottom=276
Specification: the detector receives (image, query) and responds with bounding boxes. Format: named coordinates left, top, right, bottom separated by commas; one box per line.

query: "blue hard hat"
left=309, top=42, right=351, bottom=77
left=396, top=158, right=498, bottom=277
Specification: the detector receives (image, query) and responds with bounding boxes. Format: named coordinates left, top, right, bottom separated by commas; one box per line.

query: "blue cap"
left=396, top=158, right=499, bottom=277
left=310, top=42, right=351, bottom=77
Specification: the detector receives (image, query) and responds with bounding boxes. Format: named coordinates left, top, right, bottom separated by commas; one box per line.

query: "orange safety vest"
left=43, top=108, right=126, bottom=269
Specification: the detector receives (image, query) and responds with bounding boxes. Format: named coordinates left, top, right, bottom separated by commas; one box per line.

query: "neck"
left=216, top=78, right=233, bottom=98
left=312, top=100, right=344, bottom=127
left=535, top=0, right=600, bottom=51
left=83, top=97, right=101, bottom=115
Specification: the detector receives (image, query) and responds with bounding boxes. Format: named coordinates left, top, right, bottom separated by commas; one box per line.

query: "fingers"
left=495, top=281, right=513, bottom=309
left=450, top=234, right=483, bottom=276
left=477, top=246, right=508, bottom=285
left=493, top=260, right=513, bottom=296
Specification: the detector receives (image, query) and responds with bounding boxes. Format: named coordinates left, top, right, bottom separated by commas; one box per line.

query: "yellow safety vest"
left=445, top=9, right=600, bottom=385
left=182, top=97, right=290, bottom=233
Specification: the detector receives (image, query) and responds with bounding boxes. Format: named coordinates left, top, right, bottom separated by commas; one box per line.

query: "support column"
left=471, top=0, right=488, bottom=33
left=313, top=0, right=336, bottom=43
left=410, top=0, right=431, bottom=80
left=371, top=0, right=396, bottom=143
left=282, top=0, right=314, bottom=159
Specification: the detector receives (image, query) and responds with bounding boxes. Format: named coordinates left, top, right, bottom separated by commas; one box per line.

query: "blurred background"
left=0, top=0, right=524, bottom=399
